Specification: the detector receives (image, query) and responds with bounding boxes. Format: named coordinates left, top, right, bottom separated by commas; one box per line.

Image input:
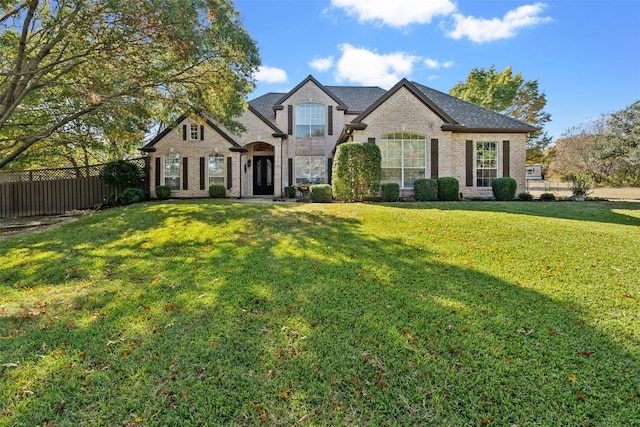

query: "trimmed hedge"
left=437, top=177, right=459, bottom=201
left=381, top=183, right=400, bottom=202
left=119, top=188, right=146, bottom=206
left=518, top=192, right=533, bottom=201
left=414, top=178, right=438, bottom=201
left=98, top=160, right=146, bottom=188
left=332, top=142, right=381, bottom=202
left=492, top=177, right=517, bottom=201
left=540, top=192, right=556, bottom=201
left=155, top=185, right=172, bottom=200
left=284, top=186, right=297, bottom=198
left=310, top=184, right=333, bottom=203
left=209, top=185, right=226, bottom=198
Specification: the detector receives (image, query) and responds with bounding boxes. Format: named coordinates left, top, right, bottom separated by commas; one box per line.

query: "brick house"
left=141, top=75, right=537, bottom=199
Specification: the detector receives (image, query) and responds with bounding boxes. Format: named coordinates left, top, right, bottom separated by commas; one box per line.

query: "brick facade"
left=142, top=76, right=534, bottom=199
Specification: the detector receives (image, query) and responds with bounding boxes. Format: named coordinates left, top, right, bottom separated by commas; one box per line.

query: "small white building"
left=526, top=164, right=543, bottom=180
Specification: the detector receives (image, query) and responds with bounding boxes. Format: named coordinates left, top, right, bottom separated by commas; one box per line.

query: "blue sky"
left=234, top=0, right=640, bottom=140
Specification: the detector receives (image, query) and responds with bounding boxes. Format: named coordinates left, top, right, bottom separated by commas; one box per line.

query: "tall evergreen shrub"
left=332, top=142, right=381, bottom=202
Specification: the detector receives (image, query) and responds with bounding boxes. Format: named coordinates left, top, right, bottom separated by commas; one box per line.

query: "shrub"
left=155, top=185, right=172, bottom=200
left=310, top=184, right=333, bottom=203
left=209, top=185, right=226, bottom=198
left=119, top=188, right=146, bottom=206
left=492, top=177, right=517, bottom=201
left=518, top=192, right=533, bottom=201
left=381, top=183, right=400, bottom=202
left=564, top=173, right=593, bottom=197
left=98, top=160, right=146, bottom=199
left=284, top=186, right=297, bottom=198
left=540, top=192, right=556, bottom=201
left=414, top=178, right=438, bottom=201
left=103, top=193, right=116, bottom=206
left=332, top=142, right=381, bottom=202
left=437, top=177, right=459, bottom=201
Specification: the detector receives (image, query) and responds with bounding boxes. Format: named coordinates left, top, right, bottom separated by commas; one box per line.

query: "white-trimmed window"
left=208, top=154, right=225, bottom=186
left=190, top=124, right=199, bottom=140
left=295, top=156, right=325, bottom=184
left=380, top=133, right=426, bottom=188
left=296, top=103, right=325, bottom=137
left=476, top=142, right=498, bottom=187
left=164, top=153, right=180, bottom=190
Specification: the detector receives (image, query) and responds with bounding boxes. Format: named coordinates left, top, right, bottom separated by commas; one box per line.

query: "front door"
left=253, top=156, right=274, bottom=195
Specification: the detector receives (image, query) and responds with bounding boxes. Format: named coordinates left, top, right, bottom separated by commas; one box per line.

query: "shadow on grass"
left=384, top=200, right=640, bottom=227
left=0, top=200, right=638, bottom=425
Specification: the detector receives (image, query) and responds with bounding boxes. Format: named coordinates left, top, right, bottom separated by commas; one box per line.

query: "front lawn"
left=1, top=200, right=638, bottom=426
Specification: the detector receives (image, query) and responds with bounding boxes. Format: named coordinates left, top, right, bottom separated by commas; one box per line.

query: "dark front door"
left=253, top=156, right=274, bottom=195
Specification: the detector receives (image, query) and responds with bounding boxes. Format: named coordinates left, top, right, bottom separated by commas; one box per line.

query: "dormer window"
left=296, top=103, right=325, bottom=137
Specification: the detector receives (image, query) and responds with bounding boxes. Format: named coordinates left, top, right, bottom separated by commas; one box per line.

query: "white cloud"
left=309, top=56, right=334, bottom=72
left=255, top=66, right=288, bottom=83
left=447, top=3, right=552, bottom=43
left=424, top=58, right=454, bottom=69
left=331, top=0, right=456, bottom=27
left=335, top=44, right=419, bottom=89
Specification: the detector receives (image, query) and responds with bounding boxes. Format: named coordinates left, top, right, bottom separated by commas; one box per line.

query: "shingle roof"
left=411, top=82, right=538, bottom=131
left=324, top=86, right=387, bottom=113
left=247, top=77, right=538, bottom=133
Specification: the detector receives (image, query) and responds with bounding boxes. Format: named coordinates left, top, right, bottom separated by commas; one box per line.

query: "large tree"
left=550, top=101, right=640, bottom=186
left=0, top=0, right=260, bottom=169
left=449, top=65, right=551, bottom=162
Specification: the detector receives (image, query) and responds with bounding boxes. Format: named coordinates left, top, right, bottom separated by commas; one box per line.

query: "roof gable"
left=352, top=79, right=457, bottom=125
left=141, top=113, right=244, bottom=152
left=274, top=75, right=347, bottom=109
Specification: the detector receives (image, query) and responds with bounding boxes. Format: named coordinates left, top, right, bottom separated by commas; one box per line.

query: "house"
left=526, top=163, right=543, bottom=180
left=141, top=75, right=537, bottom=199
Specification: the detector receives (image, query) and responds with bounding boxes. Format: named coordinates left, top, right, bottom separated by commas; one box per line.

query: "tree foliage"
left=449, top=65, right=551, bottom=159
left=332, top=142, right=381, bottom=202
left=550, top=101, right=640, bottom=186
left=0, top=0, right=260, bottom=169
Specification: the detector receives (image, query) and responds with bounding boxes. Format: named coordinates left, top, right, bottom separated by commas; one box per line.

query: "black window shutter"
left=287, top=105, right=293, bottom=135
left=328, top=106, right=333, bottom=136
left=226, top=157, right=232, bottom=190
left=288, top=158, right=293, bottom=186
left=199, top=157, right=205, bottom=190
left=200, top=125, right=204, bottom=140
left=183, top=157, right=188, bottom=190
left=367, top=137, right=376, bottom=144
left=430, top=138, right=439, bottom=179
left=503, top=140, right=510, bottom=177
left=328, top=158, right=333, bottom=184
left=182, top=125, right=187, bottom=140
left=465, top=140, right=474, bottom=187
left=155, top=157, right=161, bottom=186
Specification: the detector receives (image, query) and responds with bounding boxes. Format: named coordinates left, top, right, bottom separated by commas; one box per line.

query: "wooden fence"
left=0, top=158, right=149, bottom=218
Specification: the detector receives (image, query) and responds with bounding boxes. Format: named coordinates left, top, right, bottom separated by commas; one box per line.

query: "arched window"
left=296, top=103, right=325, bottom=137
left=164, top=153, right=180, bottom=190
left=380, top=133, right=426, bottom=188
left=208, top=154, right=225, bottom=186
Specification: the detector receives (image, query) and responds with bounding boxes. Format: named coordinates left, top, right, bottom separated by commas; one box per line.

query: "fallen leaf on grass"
left=579, top=351, right=595, bottom=357
left=278, top=384, right=291, bottom=399
left=549, top=328, right=557, bottom=335
left=577, top=392, right=586, bottom=400
left=567, top=374, right=577, bottom=382
left=479, top=416, right=490, bottom=425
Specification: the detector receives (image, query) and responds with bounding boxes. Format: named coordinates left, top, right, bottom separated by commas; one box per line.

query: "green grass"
left=1, top=200, right=639, bottom=426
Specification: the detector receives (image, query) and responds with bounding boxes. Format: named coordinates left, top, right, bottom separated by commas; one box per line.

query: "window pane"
left=476, top=142, right=498, bottom=187
left=295, top=156, right=325, bottom=184
left=208, top=154, right=224, bottom=186
left=380, top=133, right=426, bottom=188
left=164, top=154, right=180, bottom=190
left=296, top=104, right=325, bottom=137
